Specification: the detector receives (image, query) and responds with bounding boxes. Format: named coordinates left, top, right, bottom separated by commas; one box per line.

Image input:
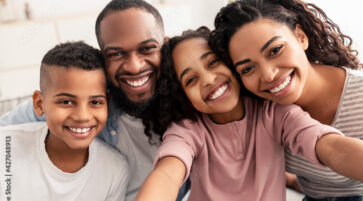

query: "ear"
left=294, top=24, right=309, bottom=51
left=32, top=90, right=45, bottom=116
left=163, top=36, right=170, bottom=44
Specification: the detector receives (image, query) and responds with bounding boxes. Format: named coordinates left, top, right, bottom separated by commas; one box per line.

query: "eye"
left=107, top=51, right=126, bottom=59
left=269, top=45, right=283, bottom=56
left=57, top=100, right=73, bottom=105
left=90, top=100, right=105, bottom=105
left=139, top=45, right=157, bottom=53
left=240, top=65, right=255, bottom=75
left=208, top=58, right=219, bottom=67
left=185, top=76, right=197, bottom=86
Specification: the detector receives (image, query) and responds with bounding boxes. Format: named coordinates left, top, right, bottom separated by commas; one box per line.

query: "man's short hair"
left=95, top=0, right=164, bottom=48
left=40, top=41, right=104, bottom=92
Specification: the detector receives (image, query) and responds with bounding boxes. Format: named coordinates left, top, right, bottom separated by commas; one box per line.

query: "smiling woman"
left=210, top=0, right=363, bottom=200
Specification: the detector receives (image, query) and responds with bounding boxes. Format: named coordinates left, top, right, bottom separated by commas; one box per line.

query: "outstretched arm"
left=135, top=156, right=186, bottom=201
left=316, top=134, right=363, bottom=182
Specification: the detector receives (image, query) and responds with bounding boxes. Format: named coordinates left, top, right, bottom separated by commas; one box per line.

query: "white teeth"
left=69, top=127, right=91, bottom=133
left=270, top=75, right=291, bottom=93
left=210, top=84, right=228, bottom=100
left=125, top=76, right=150, bottom=87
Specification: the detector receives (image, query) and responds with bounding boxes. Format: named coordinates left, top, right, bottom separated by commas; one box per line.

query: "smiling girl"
left=135, top=27, right=363, bottom=201
left=210, top=0, right=363, bottom=200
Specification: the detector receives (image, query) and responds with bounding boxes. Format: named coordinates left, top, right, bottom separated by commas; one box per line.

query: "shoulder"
left=0, top=121, right=47, bottom=134
left=165, top=117, right=204, bottom=136
left=344, top=67, right=363, bottom=78
left=253, top=98, right=303, bottom=120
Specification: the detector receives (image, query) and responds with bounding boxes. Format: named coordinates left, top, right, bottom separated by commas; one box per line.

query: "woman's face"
left=172, top=37, right=241, bottom=115
left=229, top=18, right=310, bottom=105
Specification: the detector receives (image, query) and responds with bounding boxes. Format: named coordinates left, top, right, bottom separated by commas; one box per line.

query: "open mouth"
left=124, top=75, right=151, bottom=87
left=269, top=75, right=291, bottom=93
left=66, top=126, right=95, bottom=138
left=207, top=82, right=229, bottom=101
left=265, top=71, right=294, bottom=94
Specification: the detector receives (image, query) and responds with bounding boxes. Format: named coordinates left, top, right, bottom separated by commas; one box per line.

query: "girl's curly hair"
left=209, top=0, right=362, bottom=73
left=144, top=27, right=212, bottom=136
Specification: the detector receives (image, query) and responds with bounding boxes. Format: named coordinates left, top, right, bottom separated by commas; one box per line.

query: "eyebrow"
left=260, top=36, right=281, bottom=52
left=179, top=68, right=191, bottom=82
left=234, top=36, right=281, bottom=68
left=54, top=93, right=76, bottom=98
left=54, top=93, right=106, bottom=99
left=200, top=51, right=213, bottom=60
left=103, top=46, right=122, bottom=53
left=179, top=51, right=214, bottom=81
left=103, top=38, right=159, bottom=53
left=140, top=38, right=159, bottom=45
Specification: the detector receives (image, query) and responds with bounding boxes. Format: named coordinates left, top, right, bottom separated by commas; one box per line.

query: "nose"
left=123, top=52, right=145, bottom=75
left=201, top=70, right=217, bottom=87
left=259, top=63, right=279, bottom=82
left=72, top=104, right=91, bottom=122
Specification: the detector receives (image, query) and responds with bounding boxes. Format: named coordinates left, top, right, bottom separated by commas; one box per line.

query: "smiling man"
left=0, top=1, right=188, bottom=201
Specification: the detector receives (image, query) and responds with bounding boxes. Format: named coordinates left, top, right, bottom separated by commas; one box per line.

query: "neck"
left=45, top=132, right=89, bottom=173
left=209, top=98, right=245, bottom=124
left=295, top=64, right=345, bottom=124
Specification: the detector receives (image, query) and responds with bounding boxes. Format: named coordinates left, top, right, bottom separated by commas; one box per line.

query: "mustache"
left=115, top=67, right=157, bottom=79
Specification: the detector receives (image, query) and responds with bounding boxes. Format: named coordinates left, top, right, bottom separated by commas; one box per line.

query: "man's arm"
left=135, top=156, right=186, bottom=201
left=316, top=134, right=363, bottom=182
left=0, top=99, right=44, bottom=126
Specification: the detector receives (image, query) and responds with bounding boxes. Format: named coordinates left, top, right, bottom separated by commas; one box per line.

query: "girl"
left=210, top=0, right=363, bottom=200
left=135, top=27, right=363, bottom=201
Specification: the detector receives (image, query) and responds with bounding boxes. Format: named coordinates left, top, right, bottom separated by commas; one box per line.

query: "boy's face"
left=33, top=66, right=108, bottom=151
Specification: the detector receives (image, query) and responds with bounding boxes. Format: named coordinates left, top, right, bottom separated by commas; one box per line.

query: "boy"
left=0, top=42, right=128, bottom=201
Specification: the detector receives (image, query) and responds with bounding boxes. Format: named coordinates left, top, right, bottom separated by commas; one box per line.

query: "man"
left=0, top=1, right=188, bottom=201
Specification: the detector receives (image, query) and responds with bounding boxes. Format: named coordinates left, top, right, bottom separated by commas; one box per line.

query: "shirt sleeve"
left=154, top=119, right=204, bottom=183
left=0, top=99, right=45, bottom=126
left=266, top=102, right=343, bottom=166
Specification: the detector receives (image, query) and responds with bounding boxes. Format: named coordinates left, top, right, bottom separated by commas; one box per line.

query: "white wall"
left=0, top=0, right=361, bottom=105
left=305, top=0, right=363, bottom=60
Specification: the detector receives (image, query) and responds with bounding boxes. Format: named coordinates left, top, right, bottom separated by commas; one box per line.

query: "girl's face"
left=229, top=18, right=310, bottom=105
left=172, top=38, right=241, bottom=116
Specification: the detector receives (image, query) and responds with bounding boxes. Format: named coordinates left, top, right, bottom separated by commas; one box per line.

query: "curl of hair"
left=144, top=27, right=211, bottom=136
left=210, top=0, right=361, bottom=71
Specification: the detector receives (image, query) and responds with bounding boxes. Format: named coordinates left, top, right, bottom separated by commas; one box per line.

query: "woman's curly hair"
left=144, top=27, right=213, bottom=136
left=209, top=0, right=362, bottom=73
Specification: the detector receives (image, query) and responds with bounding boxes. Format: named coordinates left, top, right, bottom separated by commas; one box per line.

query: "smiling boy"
left=0, top=42, right=128, bottom=201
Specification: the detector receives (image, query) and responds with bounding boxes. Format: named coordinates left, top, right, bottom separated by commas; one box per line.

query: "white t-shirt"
left=0, top=122, right=129, bottom=201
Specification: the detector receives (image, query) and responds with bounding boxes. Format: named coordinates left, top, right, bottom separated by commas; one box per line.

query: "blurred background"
left=0, top=0, right=362, bottom=115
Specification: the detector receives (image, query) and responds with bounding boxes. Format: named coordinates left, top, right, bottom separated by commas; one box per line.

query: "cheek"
left=149, top=53, right=161, bottom=69
left=99, top=108, right=108, bottom=125
left=241, top=77, right=255, bottom=92
left=185, top=89, right=204, bottom=112
left=106, top=62, right=118, bottom=79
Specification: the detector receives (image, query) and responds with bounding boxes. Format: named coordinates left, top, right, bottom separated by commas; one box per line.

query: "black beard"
left=108, top=81, right=158, bottom=118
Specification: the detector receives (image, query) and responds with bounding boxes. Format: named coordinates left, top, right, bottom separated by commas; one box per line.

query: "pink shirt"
left=155, top=97, right=342, bottom=201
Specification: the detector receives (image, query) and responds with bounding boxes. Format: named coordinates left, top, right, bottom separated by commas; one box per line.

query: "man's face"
left=99, top=8, right=164, bottom=104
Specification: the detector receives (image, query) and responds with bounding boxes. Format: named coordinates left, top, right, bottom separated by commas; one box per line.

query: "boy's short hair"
left=40, top=41, right=105, bottom=92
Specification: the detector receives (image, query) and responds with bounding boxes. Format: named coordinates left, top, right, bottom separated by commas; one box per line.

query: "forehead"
left=229, top=19, right=293, bottom=57
left=45, top=67, right=106, bottom=95
left=100, top=8, right=163, bottom=49
left=173, top=38, right=209, bottom=72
